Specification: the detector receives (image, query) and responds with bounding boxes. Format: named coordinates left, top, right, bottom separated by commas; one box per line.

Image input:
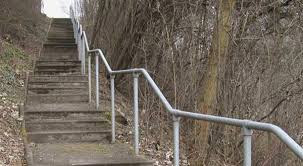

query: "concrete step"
left=25, top=103, right=92, bottom=111
left=74, top=161, right=154, bottom=166
left=51, top=21, right=73, bottom=25
left=35, top=63, right=81, bottom=71
left=48, top=31, right=74, bottom=38
left=47, top=37, right=75, bottom=43
left=35, top=61, right=81, bottom=67
left=43, top=42, right=77, bottom=47
left=52, top=19, right=72, bottom=25
left=48, top=29, right=73, bottom=33
left=34, top=70, right=81, bottom=75
left=28, top=81, right=87, bottom=87
left=51, top=21, right=72, bottom=25
left=41, top=45, right=77, bottom=60
left=27, top=143, right=153, bottom=166
left=24, top=103, right=126, bottom=124
left=28, top=87, right=87, bottom=95
left=42, top=44, right=77, bottom=51
left=35, top=60, right=81, bottom=66
left=25, top=119, right=110, bottom=132
left=48, top=34, right=74, bottom=39
left=39, top=56, right=78, bottom=61
left=27, top=93, right=89, bottom=104
left=24, top=110, right=108, bottom=121
left=27, top=130, right=111, bottom=143
left=28, top=75, right=87, bottom=82
left=49, top=26, right=73, bottom=32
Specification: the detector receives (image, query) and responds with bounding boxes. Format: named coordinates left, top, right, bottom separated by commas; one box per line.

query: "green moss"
left=2, top=42, right=26, bottom=59
left=0, top=41, right=31, bottom=102
left=104, top=111, right=112, bottom=121
left=21, top=126, right=29, bottom=145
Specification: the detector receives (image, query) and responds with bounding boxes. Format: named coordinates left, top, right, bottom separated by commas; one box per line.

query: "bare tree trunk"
left=192, top=0, right=236, bottom=164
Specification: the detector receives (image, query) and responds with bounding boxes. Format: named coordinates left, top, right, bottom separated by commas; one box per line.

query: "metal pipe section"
left=95, top=55, right=99, bottom=110
left=88, top=49, right=112, bottom=73
left=173, top=116, right=180, bottom=166
left=243, top=127, right=253, bottom=166
left=82, top=32, right=90, bottom=51
left=110, top=75, right=116, bottom=143
left=88, top=55, right=92, bottom=103
left=173, top=109, right=303, bottom=160
left=133, top=73, right=140, bottom=155
left=111, top=68, right=174, bottom=113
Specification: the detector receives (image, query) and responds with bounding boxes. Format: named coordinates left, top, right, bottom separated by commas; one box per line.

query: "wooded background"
left=75, top=0, right=303, bottom=165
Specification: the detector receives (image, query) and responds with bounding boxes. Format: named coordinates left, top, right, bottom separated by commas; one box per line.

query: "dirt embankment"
left=0, top=10, right=49, bottom=165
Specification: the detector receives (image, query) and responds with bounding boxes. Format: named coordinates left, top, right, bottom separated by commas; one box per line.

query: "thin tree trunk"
left=192, top=0, right=236, bottom=165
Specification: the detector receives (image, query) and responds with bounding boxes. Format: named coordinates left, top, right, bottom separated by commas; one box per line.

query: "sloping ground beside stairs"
left=22, top=18, right=153, bottom=166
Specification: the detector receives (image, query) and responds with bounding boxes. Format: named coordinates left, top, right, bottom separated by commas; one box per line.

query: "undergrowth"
left=0, top=40, right=30, bottom=103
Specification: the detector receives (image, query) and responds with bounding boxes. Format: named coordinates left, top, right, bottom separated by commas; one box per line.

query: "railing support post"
left=110, top=74, right=116, bottom=143
left=81, top=37, right=85, bottom=74
left=243, top=127, right=253, bottom=166
left=173, top=115, right=180, bottom=166
left=95, top=54, right=99, bottom=110
left=133, top=73, right=140, bottom=155
left=78, top=25, right=82, bottom=61
left=88, top=55, right=92, bottom=103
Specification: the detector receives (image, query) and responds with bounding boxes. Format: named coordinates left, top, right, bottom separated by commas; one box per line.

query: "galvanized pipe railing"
left=70, top=8, right=303, bottom=166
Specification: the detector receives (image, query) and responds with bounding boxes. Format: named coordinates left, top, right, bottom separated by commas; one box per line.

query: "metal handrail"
left=69, top=8, right=303, bottom=166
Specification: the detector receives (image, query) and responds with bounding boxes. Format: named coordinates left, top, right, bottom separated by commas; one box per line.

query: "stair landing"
left=27, top=143, right=153, bottom=166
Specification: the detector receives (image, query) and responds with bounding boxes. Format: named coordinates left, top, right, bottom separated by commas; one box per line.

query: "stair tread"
left=28, top=93, right=88, bottom=96
left=24, top=110, right=108, bottom=113
left=27, top=143, right=153, bottom=166
left=47, top=37, right=75, bottom=39
left=36, top=64, right=81, bottom=66
left=35, top=69, right=80, bottom=71
left=29, top=80, right=87, bottom=83
left=28, top=130, right=111, bottom=134
left=29, top=84, right=87, bottom=86
left=36, top=60, right=81, bottom=62
left=43, top=44, right=77, bottom=47
left=29, top=74, right=87, bottom=77
left=26, top=119, right=108, bottom=123
left=24, top=103, right=104, bottom=112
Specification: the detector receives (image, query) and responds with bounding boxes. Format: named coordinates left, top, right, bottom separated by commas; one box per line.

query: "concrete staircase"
left=23, top=18, right=153, bottom=166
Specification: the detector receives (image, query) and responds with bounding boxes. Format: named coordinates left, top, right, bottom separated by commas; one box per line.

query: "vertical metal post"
left=243, top=127, right=253, bottom=166
left=133, top=73, right=139, bottom=155
left=173, top=116, right=180, bottom=166
left=74, top=22, right=78, bottom=44
left=73, top=21, right=76, bottom=40
left=78, top=26, right=82, bottom=60
left=81, top=37, right=85, bottom=74
left=110, top=75, right=115, bottom=143
left=88, top=55, right=92, bottom=103
left=79, top=39, right=81, bottom=61
left=95, top=55, right=99, bottom=110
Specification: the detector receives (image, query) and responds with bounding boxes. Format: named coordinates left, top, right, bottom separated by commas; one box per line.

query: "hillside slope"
left=0, top=1, right=49, bottom=164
